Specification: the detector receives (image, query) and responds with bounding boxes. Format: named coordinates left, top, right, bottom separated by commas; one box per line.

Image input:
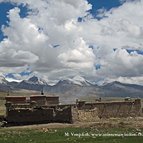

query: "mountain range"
left=0, top=76, right=143, bottom=102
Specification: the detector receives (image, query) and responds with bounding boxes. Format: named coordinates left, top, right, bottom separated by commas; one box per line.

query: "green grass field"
left=0, top=127, right=143, bottom=143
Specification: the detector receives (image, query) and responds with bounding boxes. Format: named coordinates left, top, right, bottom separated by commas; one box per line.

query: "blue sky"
left=87, top=0, right=122, bottom=15
left=0, top=2, right=28, bottom=41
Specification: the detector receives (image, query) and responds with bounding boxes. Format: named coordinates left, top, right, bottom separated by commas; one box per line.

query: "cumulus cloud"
left=0, top=0, right=143, bottom=84
left=0, top=0, right=95, bottom=82
left=0, top=49, right=39, bottom=67
left=80, top=0, right=143, bottom=82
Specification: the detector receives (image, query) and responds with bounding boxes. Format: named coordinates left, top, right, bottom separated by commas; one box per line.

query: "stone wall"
left=77, top=99, right=142, bottom=119
left=72, top=108, right=99, bottom=122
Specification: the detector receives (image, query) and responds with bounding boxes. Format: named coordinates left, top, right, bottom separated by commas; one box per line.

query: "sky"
left=0, top=0, right=143, bottom=85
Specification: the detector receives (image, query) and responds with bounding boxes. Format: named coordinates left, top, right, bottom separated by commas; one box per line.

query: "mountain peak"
left=56, top=79, right=73, bottom=85
left=27, top=76, right=47, bottom=85
left=109, top=81, right=122, bottom=85
left=28, top=76, right=39, bottom=82
left=102, top=81, right=123, bottom=87
left=55, top=76, right=92, bottom=86
left=69, top=76, right=91, bottom=86
left=0, top=76, right=7, bottom=84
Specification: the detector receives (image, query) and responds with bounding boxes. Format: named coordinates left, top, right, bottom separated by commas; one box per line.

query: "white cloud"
left=0, top=0, right=95, bottom=81
left=58, top=38, right=95, bottom=69
left=97, top=49, right=143, bottom=78
left=80, top=0, right=143, bottom=82
left=0, top=0, right=143, bottom=84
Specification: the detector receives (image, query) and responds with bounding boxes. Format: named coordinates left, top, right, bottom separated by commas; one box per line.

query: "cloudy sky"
left=0, top=0, right=143, bottom=85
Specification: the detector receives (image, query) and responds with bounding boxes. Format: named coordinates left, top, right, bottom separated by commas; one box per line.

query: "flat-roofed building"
left=46, top=96, right=59, bottom=106
left=30, top=95, right=46, bottom=106
left=5, top=96, right=26, bottom=104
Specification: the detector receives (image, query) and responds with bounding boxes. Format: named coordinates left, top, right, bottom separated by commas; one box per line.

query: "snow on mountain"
left=26, top=76, right=47, bottom=85
left=0, top=76, right=8, bottom=84
left=13, top=76, right=48, bottom=91
left=67, top=76, right=92, bottom=86
left=0, top=74, right=143, bottom=100
left=6, top=78, right=22, bottom=83
left=0, top=76, right=12, bottom=92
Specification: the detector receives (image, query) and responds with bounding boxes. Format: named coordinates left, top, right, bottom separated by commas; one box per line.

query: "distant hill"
left=0, top=76, right=11, bottom=92
left=99, top=81, right=143, bottom=98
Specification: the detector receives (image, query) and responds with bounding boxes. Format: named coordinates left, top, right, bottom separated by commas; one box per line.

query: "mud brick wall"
left=54, top=105, right=73, bottom=123
left=6, top=108, right=54, bottom=124
left=79, top=99, right=142, bottom=118
left=6, top=105, right=74, bottom=124
left=46, top=97, right=59, bottom=106
left=5, top=96, right=26, bottom=104
left=0, top=115, right=4, bottom=122
left=30, top=96, right=46, bottom=106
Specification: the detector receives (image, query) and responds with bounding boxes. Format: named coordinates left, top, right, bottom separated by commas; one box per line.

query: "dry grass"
left=0, top=99, right=6, bottom=116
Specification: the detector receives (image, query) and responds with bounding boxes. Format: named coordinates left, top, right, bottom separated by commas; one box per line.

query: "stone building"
left=5, top=96, right=26, bottom=104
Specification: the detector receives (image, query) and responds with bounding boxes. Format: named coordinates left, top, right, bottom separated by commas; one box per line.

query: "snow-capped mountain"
left=15, top=76, right=48, bottom=91
left=67, top=76, right=92, bottom=86
left=44, top=76, right=93, bottom=93
left=0, top=75, right=143, bottom=100
left=44, top=77, right=98, bottom=103
left=0, top=76, right=11, bottom=91
left=26, top=76, right=47, bottom=85
left=0, top=76, right=8, bottom=84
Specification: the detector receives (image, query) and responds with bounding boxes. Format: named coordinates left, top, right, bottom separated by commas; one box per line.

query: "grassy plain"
left=0, top=126, right=143, bottom=143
